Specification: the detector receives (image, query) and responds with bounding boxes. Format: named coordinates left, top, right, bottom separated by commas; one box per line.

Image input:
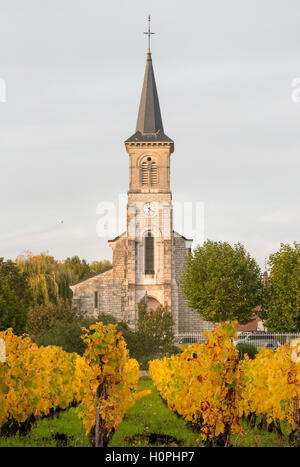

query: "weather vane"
left=144, top=15, right=155, bottom=51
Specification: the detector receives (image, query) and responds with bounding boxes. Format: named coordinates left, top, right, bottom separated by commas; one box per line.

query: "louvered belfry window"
left=140, top=158, right=158, bottom=187
left=145, top=232, right=154, bottom=274
left=150, top=162, right=158, bottom=186
left=141, top=161, right=148, bottom=186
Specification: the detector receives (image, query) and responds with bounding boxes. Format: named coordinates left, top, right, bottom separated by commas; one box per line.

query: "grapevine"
left=0, top=329, right=86, bottom=436
left=150, top=323, right=245, bottom=446
left=150, top=324, right=300, bottom=447
left=78, top=322, right=149, bottom=446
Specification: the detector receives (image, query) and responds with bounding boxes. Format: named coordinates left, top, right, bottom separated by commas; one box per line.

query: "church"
left=70, top=42, right=213, bottom=336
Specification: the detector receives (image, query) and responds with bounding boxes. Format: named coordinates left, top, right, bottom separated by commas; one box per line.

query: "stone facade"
left=70, top=50, right=213, bottom=336
left=70, top=229, right=213, bottom=335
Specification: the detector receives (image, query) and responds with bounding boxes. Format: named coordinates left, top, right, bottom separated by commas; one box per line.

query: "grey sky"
left=0, top=0, right=299, bottom=268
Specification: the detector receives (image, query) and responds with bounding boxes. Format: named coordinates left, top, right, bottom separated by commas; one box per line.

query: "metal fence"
left=175, top=332, right=300, bottom=350
left=234, top=332, right=299, bottom=349
left=175, top=334, right=207, bottom=346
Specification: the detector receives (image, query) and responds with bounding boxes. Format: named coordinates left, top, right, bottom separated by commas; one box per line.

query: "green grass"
left=109, top=377, right=202, bottom=447
left=0, top=377, right=292, bottom=447
left=109, top=377, right=290, bottom=447
left=0, top=409, right=90, bottom=447
left=232, top=419, right=290, bottom=447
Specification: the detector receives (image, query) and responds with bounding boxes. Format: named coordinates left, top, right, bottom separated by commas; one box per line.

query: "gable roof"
left=70, top=266, right=113, bottom=286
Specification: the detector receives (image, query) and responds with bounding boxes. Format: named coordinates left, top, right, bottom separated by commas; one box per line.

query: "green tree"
left=15, top=252, right=111, bottom=307
left=261, top=242, right=300, bottom=332
left=64, top=256, right=91, bottom=281
left=181, top=240, right=262, bottom=324
left=26, top=300, right=80, bottom=338
left=35, top=317, right=97, bottom=355
left=89, top=260, right=112, bottom=274
left=0, top=258, right=32, bottom=306
left=0, top=276, right=27, bottom=334
left=16, top=252, right=73, bottom=305
left=134, top=303, right=175, bottom=360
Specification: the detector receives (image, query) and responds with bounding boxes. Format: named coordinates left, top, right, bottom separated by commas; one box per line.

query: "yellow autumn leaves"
left=0, top=324, right=148, bottom=441
left=0, top=329, right=86, bottom=427
left=76, top=323, right=149, bottom=438
left=240, top=345, right=300, bottom=429
left=149, top=323, right=300, bottom=443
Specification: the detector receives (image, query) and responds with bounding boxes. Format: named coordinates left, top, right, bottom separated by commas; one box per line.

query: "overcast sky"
left=0, top=0, right=299, bottom=268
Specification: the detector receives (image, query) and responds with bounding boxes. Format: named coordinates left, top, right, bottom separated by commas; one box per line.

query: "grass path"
left=110, top=377, right=290, bottom=447
left=109, top=377, right=201, bottom=447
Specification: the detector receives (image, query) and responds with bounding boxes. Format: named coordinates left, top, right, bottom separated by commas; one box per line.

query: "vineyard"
left=0, top=323, right=299, bottom=447
left=149, top=323, right=300, bottom=447
left=0, top=323, right=147, bottom=446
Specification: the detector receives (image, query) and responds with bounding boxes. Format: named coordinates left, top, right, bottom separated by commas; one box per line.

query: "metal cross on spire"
left=144, top=15, right=155, bottom=52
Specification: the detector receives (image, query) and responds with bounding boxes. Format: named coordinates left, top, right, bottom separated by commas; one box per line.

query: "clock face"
left=144, top=202, right=156, bottom=216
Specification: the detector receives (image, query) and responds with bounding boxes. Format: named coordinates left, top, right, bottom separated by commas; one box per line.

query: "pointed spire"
left=136, top=51, right=164, bottom=134
left=125, top=17, right=173, bottom=146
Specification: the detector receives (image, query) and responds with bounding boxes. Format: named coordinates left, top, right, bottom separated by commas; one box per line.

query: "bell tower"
left=70, top=18, right=213, bottom=337
left=124, top=37, right=176, bottom=327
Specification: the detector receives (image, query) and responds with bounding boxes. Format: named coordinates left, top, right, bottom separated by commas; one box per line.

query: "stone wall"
left=70, top=268, right=124, bottom=321
left=71, top=232, right=214, bottom=335
left=71, top=236, right=129, bottom=322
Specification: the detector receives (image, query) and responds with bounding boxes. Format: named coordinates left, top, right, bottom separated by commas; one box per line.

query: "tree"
left=26, top=300, right=80, bottom=338
left=0, top=258, right=32, bottom=306
left=16, top=252, right=73, bottom=305
left=0, top=276, right=27, bottom=334
left=64, top=256, right=91, bottom=281
left=15, top=252, right=111, bottom=307
left=89, top=260, right=112, bottom=274
left=261, top=242, right=300, bottom=332
left=35, top=317, right=98, bottom=355
left=135, top=302, right=175, bottom=360
left=181, top=240, right=262, bottom=324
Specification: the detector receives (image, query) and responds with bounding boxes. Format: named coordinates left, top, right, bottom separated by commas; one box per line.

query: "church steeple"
left=136, top=51, right=164, bottom=134
left=125, top=17, right=173, bottom=145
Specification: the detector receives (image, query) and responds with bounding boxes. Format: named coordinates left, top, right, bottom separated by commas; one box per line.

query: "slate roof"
left=125, top=52, right=173, bottom=144
left=125, top=130, right=173, bottom=143
left=108, top=231, right=192, bottom=243
left=173, top=231, right=193, bottom=242
left=108, top=232, right=126, bottom=243
left=70, top=267, right=113, bottom=286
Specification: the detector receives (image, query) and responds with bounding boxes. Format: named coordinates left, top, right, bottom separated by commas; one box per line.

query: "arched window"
left=140, top=158, right=158, bottom=187
left=145, top=232, right=154, bottom=274
left=150, top=162, right=158, bottom=186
